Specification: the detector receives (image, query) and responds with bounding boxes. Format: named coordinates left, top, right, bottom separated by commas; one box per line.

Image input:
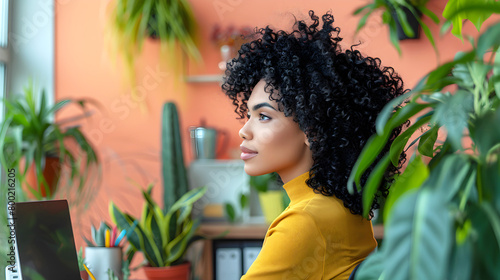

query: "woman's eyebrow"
left=252, top=102, right=277, bottom=111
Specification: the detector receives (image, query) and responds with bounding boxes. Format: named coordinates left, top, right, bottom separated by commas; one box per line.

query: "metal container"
left=190, top=126, right=226, bottom=160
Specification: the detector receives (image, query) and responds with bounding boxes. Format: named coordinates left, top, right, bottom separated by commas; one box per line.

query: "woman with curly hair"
left=222, top=10, right=407, bottom=280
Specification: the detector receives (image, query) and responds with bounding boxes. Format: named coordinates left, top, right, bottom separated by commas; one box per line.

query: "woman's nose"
left=239, top=121, right=252, bottom=140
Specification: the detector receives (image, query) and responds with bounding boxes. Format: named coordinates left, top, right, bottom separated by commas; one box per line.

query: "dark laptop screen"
left=15, top=200, right=81, bottom=280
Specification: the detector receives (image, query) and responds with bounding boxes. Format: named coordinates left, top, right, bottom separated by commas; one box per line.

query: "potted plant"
left=354, top=0, right=439, bottom=54
left=348, top=3, right=500, bottom=279
left=0, top=82, right=100, bottom=201
left=106, top=0, right=200, bottom=86
left=109, top=184, right=207, bottom=280
left=250, top=173, right=290, bottom=224
left=77, top=247, right=89, bottom=280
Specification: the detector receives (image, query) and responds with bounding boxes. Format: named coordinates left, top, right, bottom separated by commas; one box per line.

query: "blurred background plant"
left=106, top=0, right=201, bottom=90
left=0, top=82, right=100, bottom=204
left=250, top=173, right=290, bottom=224
left=354, top=0, right=439, bottom=55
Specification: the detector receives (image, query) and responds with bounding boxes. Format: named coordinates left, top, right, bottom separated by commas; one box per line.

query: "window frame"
left=0, top=0, right=10, bottom=97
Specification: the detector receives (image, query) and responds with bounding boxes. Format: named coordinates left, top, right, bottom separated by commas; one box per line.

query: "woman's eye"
left=259, top=114, right=271, bottom=121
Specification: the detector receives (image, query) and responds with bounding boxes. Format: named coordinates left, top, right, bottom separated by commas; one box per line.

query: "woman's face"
left=239, top=80, right=313, bottom=183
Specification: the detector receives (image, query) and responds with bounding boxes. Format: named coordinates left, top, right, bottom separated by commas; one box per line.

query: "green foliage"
left=0, top=82, right=100, bottom=201
left=442, top=0, right=500, bottom=39
left=107, top=0, right=200, bottom=83
left=352, top=18, right=500, bottom=280
left=224, top=202, right=236, bottom=222
left=77, top=247, right=86, bottom=271
left=109, top=184, right=207, bottom=267
left=84, top=221, right=111, bottom=247
left=355, top=0, right=500, bottom=55
left=161, top=102, right=189, bottom=212
left=249, top=172, right=279, bottom=192
left=224, top=192, right=250, bottom=223
left=354, top=0, right=439, bottom=54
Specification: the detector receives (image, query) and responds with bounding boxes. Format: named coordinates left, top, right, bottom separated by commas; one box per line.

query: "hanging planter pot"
left=392, top=5, right=422, bottom=40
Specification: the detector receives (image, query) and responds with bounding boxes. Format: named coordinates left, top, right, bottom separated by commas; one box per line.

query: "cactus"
left=161, top=102, right=189, bottom=212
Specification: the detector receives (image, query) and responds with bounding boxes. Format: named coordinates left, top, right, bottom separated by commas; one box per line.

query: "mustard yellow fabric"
left=241, top=171, right=377, bottom=280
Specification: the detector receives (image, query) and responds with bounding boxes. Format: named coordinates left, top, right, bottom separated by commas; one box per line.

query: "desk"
left=193, top=222, right=384, bottom=280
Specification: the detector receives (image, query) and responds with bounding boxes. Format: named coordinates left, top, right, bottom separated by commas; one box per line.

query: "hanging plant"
left=107, top=0, right=201, bottom=88
left=354, top=0, right=439, bottom=55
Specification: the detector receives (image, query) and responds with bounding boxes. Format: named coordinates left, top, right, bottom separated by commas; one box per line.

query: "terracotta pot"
left=143, top=262, right=190, bottom=280
left=80, top=270, right=89, bottom=280
left=25, top=156, right=61, bottom=198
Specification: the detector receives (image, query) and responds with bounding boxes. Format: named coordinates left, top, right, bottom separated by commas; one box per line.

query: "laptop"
left=11, top=199, right=82, bottom=280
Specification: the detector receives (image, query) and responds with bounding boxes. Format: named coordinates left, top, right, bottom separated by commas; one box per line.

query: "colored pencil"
left=114, top=229, right=126, bottom=247
left=111, top=227, right=117, bottom=247
left=105, top=229, right=110, bottom=247
left=84, top=263, right=96, bottom=280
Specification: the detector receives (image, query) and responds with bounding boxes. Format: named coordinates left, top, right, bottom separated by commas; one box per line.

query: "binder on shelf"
left=213, top=240, right=263, bottom=279
left=215, top=247, right=242, bottom=280
left=242, top=246, right=261, bottom=274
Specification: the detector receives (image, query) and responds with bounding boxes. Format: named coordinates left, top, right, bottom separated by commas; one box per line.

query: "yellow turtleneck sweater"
left=241, top=171, right=377, bottom=280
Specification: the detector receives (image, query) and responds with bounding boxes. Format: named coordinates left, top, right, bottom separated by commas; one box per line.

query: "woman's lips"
left=240, top=145, right=258, bottom=160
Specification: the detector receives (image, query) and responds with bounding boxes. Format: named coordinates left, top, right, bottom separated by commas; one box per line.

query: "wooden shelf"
left=185, top=74, right=223, bottom=83
left=198, top=222, right=269, bottom=239
left=197, top=222, right=384, bottom=240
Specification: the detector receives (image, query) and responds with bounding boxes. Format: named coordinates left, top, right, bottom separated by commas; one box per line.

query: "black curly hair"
left=221, top=10, right=408, bottom=217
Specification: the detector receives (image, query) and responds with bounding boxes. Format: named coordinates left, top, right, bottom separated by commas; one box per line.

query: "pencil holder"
left=85, top=247, right=122, bottom=280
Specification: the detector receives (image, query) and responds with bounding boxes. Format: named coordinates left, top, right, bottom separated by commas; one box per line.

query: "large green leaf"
left=165, top=219, right=194, bottom=265
left=417, top=125, right=439, bottom=157
left=389, top=114, right=432, bottom=166
left=478, top=160, right=500, bottom=214
left=425, top=154, right=474, bottom=203
left=442, top=0, right=499, bottom=39
left=109, top=203, right=142, bottom=252
left=476, top=21, right=500, bottom=58
left=362, top=153, right=391, bottom=218
left=494, top=48, right=500, bottom=99
left=354, top=247, right=385, bottom=280
left=142, top=189, right=165, bottom=263
left=349, top=102, right=429, bottom=193
left=383, top=189, right=453, bottom=280
left=451, top=59, right=474, bottom=89
left=376, top=89, right=416, bottom=135
left=383, top=156, right=429, bottom=222
left=348, top=133, right=390, bottom=193
left=469, top=203, right=500, bottom=279
left=470, top=108, right=500, bottom=159
left=447, top=231, right=473, bottom=280
left=166, top=187, right=207, bottom=216
left=431, top=90, right=473, bottom=150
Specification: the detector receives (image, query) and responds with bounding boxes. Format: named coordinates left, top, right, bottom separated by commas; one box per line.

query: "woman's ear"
left=304, top=134, right=310, bottom=147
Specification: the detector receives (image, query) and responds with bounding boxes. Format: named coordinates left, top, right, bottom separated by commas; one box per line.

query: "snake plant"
left=109, top=184, right=207, bottom=267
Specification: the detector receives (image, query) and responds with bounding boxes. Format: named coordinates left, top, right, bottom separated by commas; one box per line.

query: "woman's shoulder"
left=291, top=193, right=372, bottom=232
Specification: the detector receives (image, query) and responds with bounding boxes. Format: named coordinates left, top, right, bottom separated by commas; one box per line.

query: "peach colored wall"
left=55, top=0, right=498, bottom=276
